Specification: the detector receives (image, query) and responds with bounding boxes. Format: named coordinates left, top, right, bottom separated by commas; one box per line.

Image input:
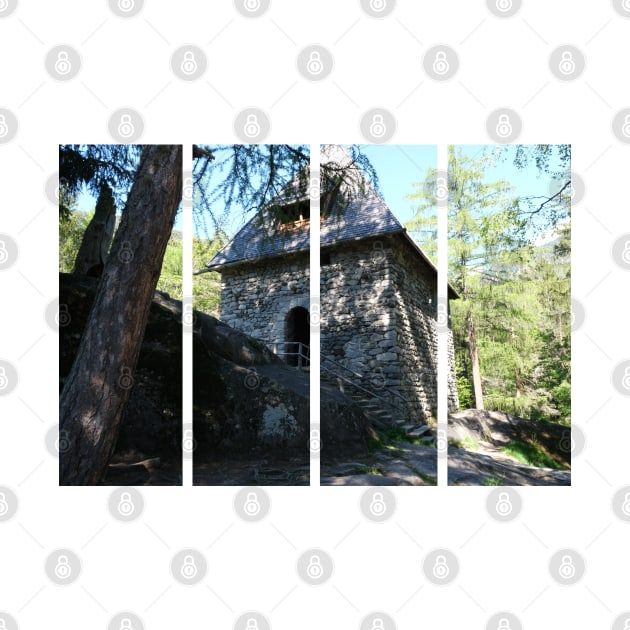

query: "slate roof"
left=201, top=146, right=458, bottom=296
left=203, top=183, right=407, bottom=271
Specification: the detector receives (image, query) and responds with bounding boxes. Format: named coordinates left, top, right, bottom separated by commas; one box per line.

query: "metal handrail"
left=267, top=341, right=408, bottom=417
left=270, top=341, right=310, bottom=369
left=320, top=362, right=403, bottom=415
left=320, top=352, right=408, bottom=407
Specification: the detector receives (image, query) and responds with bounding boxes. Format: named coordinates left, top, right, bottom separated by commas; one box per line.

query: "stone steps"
left=321, top=372, right=434, bottom=442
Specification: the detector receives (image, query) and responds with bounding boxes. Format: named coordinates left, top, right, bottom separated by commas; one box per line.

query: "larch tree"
left=60, top=143, right=378, bottom=484
left=60, top=145, right=183, bottom=485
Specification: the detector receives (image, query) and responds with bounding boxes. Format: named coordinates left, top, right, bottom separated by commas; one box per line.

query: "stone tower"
left=204, top=148, right=459, bottom=426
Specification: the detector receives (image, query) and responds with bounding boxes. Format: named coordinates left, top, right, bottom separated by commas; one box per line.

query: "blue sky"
left=76, top=144, right=566, bottom=241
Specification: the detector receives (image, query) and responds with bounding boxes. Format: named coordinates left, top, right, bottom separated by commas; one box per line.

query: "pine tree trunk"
left=467, top=309, right=484, bottom=410
left=60, top=145, right=182, bottom=485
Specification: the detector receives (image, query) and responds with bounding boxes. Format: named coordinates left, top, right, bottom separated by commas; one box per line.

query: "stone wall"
left=389, top=237, right=438, bottom=421
left=219, top=252, right=310, bottom=349
left=218, top=235, right=459, bottom=425
left=320, top=238, right=398, bottom=400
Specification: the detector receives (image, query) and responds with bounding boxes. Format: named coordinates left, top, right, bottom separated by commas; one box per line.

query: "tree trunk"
left=60, top=145, right=182, bottom=485
left=73, top=183, right=117, bottom=276
left=467, top=309, right=484, bottom=410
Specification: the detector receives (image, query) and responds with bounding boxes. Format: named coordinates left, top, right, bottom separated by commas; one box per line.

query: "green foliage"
left=551, top=381, right=571, bottom=423
left=59, top=144, right=142, bottom=219
left=59, top=210, right=92, bottom=272
left=192, top=236, right=225, bottom=316
left=500, top=440, right=565, bottom=469
left=482, top=476, right=503, bottom=486
left=404, top=169, right=439, bottom=262
left=411, top=145, right=571, bottom=424
left=452, top=435, right=480, bottom=451
left=156, top=233, right=183, bottom=299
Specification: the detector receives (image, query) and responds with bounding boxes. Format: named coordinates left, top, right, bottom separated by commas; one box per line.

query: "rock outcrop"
left=60, top=273, right=371, bottom=485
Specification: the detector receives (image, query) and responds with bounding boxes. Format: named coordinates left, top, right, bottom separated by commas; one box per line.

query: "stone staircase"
left=267, top=341, right=436, bottom=445
left=323, top=375, right=435, bottom=446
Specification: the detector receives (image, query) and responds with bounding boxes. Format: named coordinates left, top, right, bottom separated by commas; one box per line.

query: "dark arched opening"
left=285, top=307, right=310, bottom=367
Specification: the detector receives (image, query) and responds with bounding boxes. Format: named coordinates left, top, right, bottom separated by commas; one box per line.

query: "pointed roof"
left=203, top=145, right=405, bottom=271
left=201, top=146, right=457, bottom=298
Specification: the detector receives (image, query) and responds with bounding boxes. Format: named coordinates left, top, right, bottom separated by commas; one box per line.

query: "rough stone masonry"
left=204, top=148, right=459, bottom=427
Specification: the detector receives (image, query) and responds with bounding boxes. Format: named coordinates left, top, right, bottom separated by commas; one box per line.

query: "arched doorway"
left=285, top=307, right=310, bottom=367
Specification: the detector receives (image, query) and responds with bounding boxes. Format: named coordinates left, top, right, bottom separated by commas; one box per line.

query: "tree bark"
left=60, top=145, right=182, bottom=485
left=467, top=309, right=484, bottom=410
left=73, top=183, right=116, bottom=276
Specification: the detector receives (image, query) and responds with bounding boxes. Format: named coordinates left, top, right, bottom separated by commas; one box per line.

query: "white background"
left=1, top=1, right=629, bottom=628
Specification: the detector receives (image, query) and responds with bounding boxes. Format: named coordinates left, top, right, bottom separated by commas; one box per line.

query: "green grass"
left=500, top=440, right=563, bottom=469
left=483, top=476, right=503, bottom=486
left=452, top=435, right=480, bottom=451
left=356, top=465, right=383, bottom=476
left=369, top=425, right=435, bottom=452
